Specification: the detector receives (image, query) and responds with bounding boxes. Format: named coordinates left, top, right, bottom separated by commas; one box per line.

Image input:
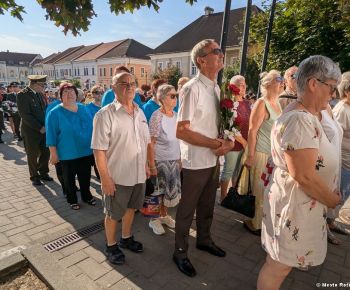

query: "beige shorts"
left=103, top=183, right=145, bottom=221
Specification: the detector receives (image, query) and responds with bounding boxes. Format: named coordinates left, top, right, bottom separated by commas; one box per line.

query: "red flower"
left=220, top=98, right=234, bottom=109
left=228, top=84, right=240, bottom=96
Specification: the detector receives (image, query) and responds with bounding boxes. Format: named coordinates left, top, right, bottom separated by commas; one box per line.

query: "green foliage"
left=70, top=78, right=81, bottom=88
left=152, top=65, right=183, bottom=89
left=250, top=0, right=350, bottom=72
left=2, top=0, right=197, bottom=36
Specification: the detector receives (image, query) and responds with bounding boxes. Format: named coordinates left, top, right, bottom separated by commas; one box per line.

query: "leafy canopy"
left=0, top=0, right=197, bottom=35
left=250, top=0, right=350, bottom=71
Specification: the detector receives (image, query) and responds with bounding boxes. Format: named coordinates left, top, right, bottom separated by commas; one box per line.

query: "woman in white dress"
left=257, top=55, right=342, bottom=290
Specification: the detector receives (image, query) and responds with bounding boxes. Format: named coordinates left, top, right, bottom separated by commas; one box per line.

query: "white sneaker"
left=159, top=215, right=176, bottom=228
left=149, top=219, right=165, bottom=235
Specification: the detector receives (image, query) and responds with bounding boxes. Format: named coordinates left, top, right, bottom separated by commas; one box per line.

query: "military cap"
left=27, top=75, right=47, bottom=82
left=9, top=81, right=20, bottom=87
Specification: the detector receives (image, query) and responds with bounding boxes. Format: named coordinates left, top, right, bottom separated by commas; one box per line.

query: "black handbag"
left=220, top=165, right=255, bottom=218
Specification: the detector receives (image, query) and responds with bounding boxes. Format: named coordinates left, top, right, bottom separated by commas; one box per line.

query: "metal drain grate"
left=43, top=221, right=104, bottom=252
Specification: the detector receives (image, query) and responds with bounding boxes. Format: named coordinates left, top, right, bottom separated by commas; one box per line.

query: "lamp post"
left=217, top=0, right=232, bottom=86
left=239, top=0, right=252, bottom=76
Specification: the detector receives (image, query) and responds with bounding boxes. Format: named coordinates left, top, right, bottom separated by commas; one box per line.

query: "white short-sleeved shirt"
left=177, top=73, right=220, bottom=169
left=91, top=101, right=150, bottom=186
left=149, top=109, right=180, bottom=161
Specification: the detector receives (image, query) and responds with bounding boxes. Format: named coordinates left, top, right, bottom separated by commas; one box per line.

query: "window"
left=69, top=69, right=72, bottom=76
left=77, top=68, right=80, bottom=76
left=140, top=67, right=145, bottom=77
left=157, top=62, right=164, bottom=71
left=176, top=61, right=181, bottom=69
left=110, top=67, right=113, bottom=76
left=103, top=68, right=106, bottom=76
left=99, top=68, right=102, bottom=76
left=130, top=67, right=135, bottom=74
left=92, top=68, right=95, bottom=75
left=166, top=61, right=171, bottom=68
left=191, top=61, right=197, bottom=76
left=84, top=68, right=89, bottom=76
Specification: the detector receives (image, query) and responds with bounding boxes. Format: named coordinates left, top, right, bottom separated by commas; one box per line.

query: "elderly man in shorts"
left=92, top=72, right=151, bottom=265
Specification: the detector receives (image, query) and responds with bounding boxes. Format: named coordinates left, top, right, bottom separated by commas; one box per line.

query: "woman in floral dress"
left=257, top=55, right=342, bottom=290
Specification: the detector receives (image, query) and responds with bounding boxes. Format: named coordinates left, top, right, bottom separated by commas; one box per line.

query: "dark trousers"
left=12, top=114, right=21, bottom=137
left=174, top=165, right=219, bottom=259
left=60, top=155, right=93, bottom=204
left=54, top=162, right=68, bottom=195
left=22, top=131, right=50, bottom=180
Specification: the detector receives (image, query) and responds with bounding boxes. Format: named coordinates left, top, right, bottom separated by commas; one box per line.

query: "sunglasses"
left=275, top=76, right=284, bottom=83
left=290, top=73, right=297, bottom=80
left=168, top=93, right=178, bottom=99
left=92, top=91, right=103, bottom=95
left=200, top=48, right=223, bottom=57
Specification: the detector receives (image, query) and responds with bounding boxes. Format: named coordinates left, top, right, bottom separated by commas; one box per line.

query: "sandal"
left=85, top=198, right=96, bottom=206
left=70, top=203, right=80, bottom=210
left=329, top=221, right=350, bottom=235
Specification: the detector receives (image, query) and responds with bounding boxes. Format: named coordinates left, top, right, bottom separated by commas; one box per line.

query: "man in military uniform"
left=17, top=75, right=53, bottom=186
left=5, top=81, right=22, bottom=141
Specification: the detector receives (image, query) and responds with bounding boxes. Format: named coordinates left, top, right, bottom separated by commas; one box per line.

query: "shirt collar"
left=113, top=99, right=139, bottom=113
left=28, top=86, right=37, bottom=94
left=197, top=72, right=218, bottom=88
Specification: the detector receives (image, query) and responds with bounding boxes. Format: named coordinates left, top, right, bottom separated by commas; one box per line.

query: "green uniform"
left=16, top=86, right=49, bottom=180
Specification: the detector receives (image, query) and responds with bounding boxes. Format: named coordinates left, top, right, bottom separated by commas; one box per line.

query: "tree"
left=152, top=65, right=182, bottom=89
left=250, top=0, right=350, bottom=72
left=0, top=0, right=197, bottom=36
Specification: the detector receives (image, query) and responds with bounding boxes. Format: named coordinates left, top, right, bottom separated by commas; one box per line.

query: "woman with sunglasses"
left=240, top=70, right=284, bottom=235
left=46, top=83, right=96, bottom=210
left=148, top=84, right=181, bottom=235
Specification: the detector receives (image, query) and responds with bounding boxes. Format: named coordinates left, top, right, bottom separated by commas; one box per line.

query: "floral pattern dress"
left=261, top=110, right=340, bottom=268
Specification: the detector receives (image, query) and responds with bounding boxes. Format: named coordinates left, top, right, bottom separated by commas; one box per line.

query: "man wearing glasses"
left=279, top=66, right=298, bottom=110
left=173, top=39, right=235, bottom=277
left=17, top=75, right=53, bottom=186
left=92, top=72, right=151, bottom=266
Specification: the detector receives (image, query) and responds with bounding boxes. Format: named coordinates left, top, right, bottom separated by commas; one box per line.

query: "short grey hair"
left=338, top=71, right=350, bottom=99
left=157, top=84, right=175, bottom=103
left=229, top=75, right=245, bottom=86
left=296, top=55, right=341, bottom=95
left=111, top=72, right=133, bottom=85
left=259, top=70, right=281, bottom=98
left=191, top=39, right=215, bottom=69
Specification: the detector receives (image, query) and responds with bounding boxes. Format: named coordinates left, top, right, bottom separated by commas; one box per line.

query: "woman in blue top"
left=46, top=83, right=96, bottom=210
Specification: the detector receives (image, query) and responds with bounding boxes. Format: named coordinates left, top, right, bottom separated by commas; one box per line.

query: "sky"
left=0, top=0, right=266, bottom=58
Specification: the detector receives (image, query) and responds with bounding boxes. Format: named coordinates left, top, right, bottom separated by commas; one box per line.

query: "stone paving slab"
left=1, top=126, right=350, bottom=289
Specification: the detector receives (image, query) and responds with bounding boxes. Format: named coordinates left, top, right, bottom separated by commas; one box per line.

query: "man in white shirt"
left=92, top=72, right=150, bottom=266
left=173, top=39, right=234, bottom=277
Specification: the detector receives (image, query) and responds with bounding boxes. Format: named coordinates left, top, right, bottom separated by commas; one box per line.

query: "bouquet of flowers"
left=219, top=84, right=242, bottom=141
left=1, top=100, right=18, bottom=115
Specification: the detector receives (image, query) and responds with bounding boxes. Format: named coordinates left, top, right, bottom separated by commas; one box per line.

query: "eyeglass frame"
left=275, top=76, right=284, bottom=83
left=92, top=91, right=103, bottom=95
left=199, top=48, right=223, bottom=58
left=316, top=78, right=337, bottom=94
left=167, top=93, right=178, bottom=99
left=116, top=82, right=136, bottom=88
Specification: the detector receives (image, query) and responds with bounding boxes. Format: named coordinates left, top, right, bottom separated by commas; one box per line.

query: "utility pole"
left=218, top=0, right=231, bottom=86
left=257, top=0, right=277, bottom=97
left=240, top=0, right=252, bottom=76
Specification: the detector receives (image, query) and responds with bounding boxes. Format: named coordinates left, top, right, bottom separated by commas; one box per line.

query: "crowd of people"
left=0, top=38, right=350, bottom=289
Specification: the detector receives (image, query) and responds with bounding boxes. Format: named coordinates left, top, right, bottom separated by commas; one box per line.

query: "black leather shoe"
left=173, top=255, right=196, bottom=277
left=196, top=243, right=226, bottom=257
left=32, top=179, right=43, bottom=186
left=40, top=174, right=54, bottom=181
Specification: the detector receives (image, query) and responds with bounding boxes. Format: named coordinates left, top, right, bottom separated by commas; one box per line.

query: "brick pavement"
left=1, top=128, right=350, bottom=289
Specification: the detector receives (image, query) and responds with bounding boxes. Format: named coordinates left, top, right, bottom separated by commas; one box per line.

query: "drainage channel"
left=43, top=221, right=104, bottom=252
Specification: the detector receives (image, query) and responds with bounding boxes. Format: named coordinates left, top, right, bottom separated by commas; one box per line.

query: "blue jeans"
left=220, top=150, right=244, bottom=182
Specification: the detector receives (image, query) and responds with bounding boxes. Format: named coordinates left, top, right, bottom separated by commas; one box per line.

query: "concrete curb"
left=22, top=244, right=101, bottom=290
left=0, top=252, right=27, bottom=278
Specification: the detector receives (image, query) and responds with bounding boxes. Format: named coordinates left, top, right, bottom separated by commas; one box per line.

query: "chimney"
left=204, top=6, right=214, bottom=16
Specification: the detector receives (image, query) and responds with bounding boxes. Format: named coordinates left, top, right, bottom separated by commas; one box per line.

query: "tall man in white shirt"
left=92, top=72, right=151, bottom=265
left=173, top=39, right=235, bottom=277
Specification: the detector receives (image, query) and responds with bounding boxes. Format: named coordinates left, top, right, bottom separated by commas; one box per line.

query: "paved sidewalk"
left=1, top=128, right=350, bottom=290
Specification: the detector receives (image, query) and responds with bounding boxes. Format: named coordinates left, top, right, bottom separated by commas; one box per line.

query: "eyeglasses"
left=316, top=79, right=337, bottom=94
left=116, top=82, right=136, bottom=88
left=275, top=76, right=284, bottom=83
left=168, top=93, right=178, bottom=99
left=92, top=91, right=103, bottom=95
left=290, top=73, right=297, bottom=80
left=200, top=48, right=223, bottom=57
